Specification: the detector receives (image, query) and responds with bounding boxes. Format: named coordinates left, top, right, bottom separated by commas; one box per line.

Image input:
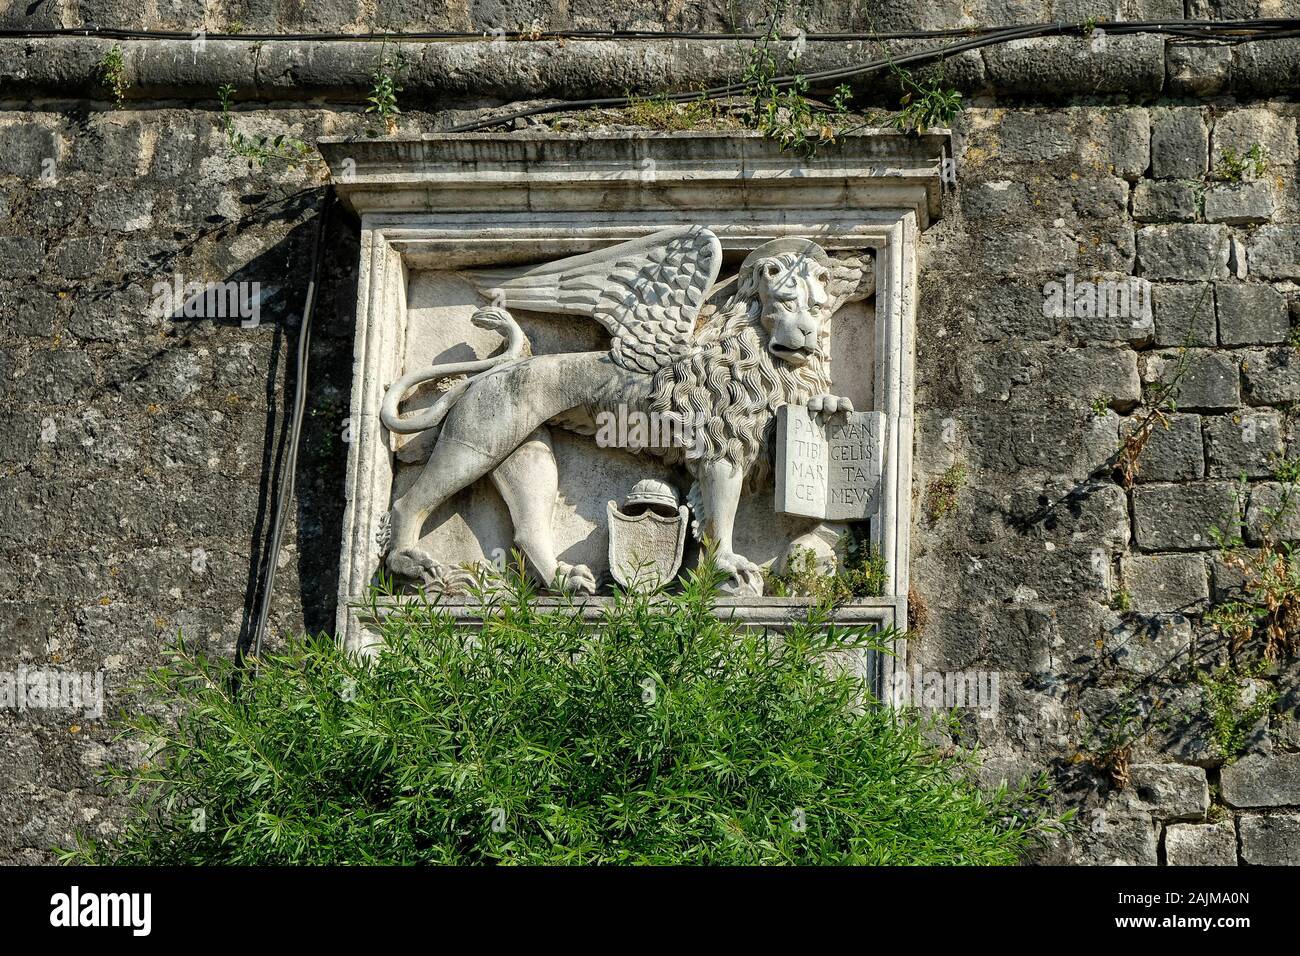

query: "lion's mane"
left=647, top=259, right=833, bottom=493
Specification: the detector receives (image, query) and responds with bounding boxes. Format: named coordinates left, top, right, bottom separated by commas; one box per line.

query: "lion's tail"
left=380, top=308, right=527, bottom=435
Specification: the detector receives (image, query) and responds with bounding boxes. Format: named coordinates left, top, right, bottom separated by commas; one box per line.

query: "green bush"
left=66, top=566, right=1056, bottom=865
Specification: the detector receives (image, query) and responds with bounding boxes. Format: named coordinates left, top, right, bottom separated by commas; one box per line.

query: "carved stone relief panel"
left=321, top=132, right=948, bottom=692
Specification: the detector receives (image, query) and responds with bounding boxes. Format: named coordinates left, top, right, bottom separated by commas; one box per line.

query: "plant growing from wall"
left=98, top=45, right=128, bottom=108
left=1207, top=457, right=1300, bottom=662
left=217, top=84, right=314, bottom=169
left=1079, top=695, right=1144, bottom=789
left=742, top=31, right=855, bottom=157
left=924, top=463, right=967, bottom=524
left=1199, top=662, right=1278, bottom=760
left=366, top=48, right=408, bottom=134
left=1214, top=143, right=1269, bottom=183
left=1113, top=236, right=1224, bottom=486
left=890, top=65, right=963, bottom=133
left=765, top=539, right=887, bottom=602
left=60, top=563, right=1062, bottom=865
left=623, top=91, right=722, bottom=131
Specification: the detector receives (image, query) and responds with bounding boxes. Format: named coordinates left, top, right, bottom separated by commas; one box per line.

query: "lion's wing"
left=472, top=226, right=722, bottom=374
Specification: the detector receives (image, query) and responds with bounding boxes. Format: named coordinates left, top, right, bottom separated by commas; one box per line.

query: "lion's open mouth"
left=768, top=341, right=813, bottom=365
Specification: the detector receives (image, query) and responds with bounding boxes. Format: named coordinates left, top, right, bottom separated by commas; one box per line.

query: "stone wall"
left=915, top=99, right=1300, bottom=865
left=3, top=5, right=1300, bottom=863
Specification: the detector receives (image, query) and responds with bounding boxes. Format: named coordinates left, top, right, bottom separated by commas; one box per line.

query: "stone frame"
left=321, top=131, right=948, bottom=695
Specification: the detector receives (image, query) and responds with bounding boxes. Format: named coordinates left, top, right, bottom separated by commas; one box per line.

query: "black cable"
left=0, top=26, right=1005, bottom=41
left=250, top=190, right=332, bottom=664
left=0, top=18, right=1296, bottom=43
left=443, top=22, right=1049, bottom=132
left=442, top=18, right=1300, bottom=132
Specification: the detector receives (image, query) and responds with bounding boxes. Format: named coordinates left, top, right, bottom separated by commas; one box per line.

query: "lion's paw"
left=715, top=551, right=764, bottom=597
left=554, top=562, right=597, bottom=596
left=806, top=393, right=854, bottom=416
left=387, top=547, right=453, bottom=590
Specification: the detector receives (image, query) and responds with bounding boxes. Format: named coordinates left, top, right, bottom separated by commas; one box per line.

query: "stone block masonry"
left=2, top=6, right=1300, bottom=866
left=918, top=88, right=1300, bottom=866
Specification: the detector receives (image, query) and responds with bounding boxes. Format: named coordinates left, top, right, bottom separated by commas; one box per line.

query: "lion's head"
left=733, top=239, right=868, bottom=369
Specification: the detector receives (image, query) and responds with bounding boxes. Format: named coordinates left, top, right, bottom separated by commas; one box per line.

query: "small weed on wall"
left=925, top=463, right=967, bottom=524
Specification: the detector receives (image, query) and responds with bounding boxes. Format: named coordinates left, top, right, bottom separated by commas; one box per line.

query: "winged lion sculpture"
left=377, top=225, right=871, bottom=596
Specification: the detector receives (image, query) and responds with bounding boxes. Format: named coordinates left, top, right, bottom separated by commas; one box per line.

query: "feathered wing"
left=825, top=252, right=874, bottom=310
left=471, top=226, right=723, bottom=374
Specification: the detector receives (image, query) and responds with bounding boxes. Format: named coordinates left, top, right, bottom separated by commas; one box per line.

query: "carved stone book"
left=775, top=406, right=886, bottom=521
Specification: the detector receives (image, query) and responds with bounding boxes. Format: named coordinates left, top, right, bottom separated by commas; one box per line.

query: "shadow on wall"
left=158, top=188, right=358, bottom=653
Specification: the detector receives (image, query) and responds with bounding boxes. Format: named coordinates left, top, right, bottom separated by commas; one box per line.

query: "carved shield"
left=606, top=501, right=690, bottom=591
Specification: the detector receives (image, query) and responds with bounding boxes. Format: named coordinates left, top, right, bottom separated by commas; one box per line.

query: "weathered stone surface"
left=0, top=121, right=60, bottom=178
left=1210, top=547, right=1254, bottom=599
left=1222, top=752, right=1300, bottom=808
left=1241, top=348, right=1300, bottom=405
left=1053, top=276, right=1154, bottom=345
left=1042, top=348, right=1141, bottom=408
left=1164, top=821, right=1237, bottom=865
left=1056, top=175, right=1130, bottom=222
left=965, top=407, right=1119, bottom=481
left=1122, top=413, right=1203, bottom=482
left=1132, top=482, right=1238, bottom=551
left=998, top=481, right=1130, bottom=553
left=982, top=36, right=1164, bottom=105
left=959, top=179, right=1028, bottom=221
left=1078, top=796, right=1161, bottom=865
left=1217, top=283, right=1289, bottom=346
left=1152, top=283, right=1216, bottom=347
left=1249, top=226, right=1300, bottom=280
left=1132, top=180, right=1197, bottom=223
left=1167, top=43, right=1230, bottom=97
left=1204, top=182, right=1277, bottom=225
left=967, top=280, right=1058, bottom=342
left=0, top=286, right=67, bottom=338
left=0, top=236, right=43, bottom=279
left=1136, top=225, right=1231, bottom=281
left=1108, top=612, right=1192, bottom=674
left=1143, top=349, right=1239, bottom=412
left=1138, top=684, right=1219, bottom=767
left=1278, top=664, right=1300, bottom=750
left=1228, top=236, right=1248, bottom=281
left=1239, top=813, right=1300, bottom=865
left=1150, top=107, right=1208, bottom=180
left=1232, top=38, right=1300, bottom=96
left=1204, top=410, right=1283, bottom=479
left=1122, top=554, right=1208, bottom=612
left=1130, top=763, right=1209, bottom=821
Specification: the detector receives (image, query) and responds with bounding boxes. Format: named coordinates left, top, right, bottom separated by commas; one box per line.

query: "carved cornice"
left=319, top=131, right=950, bottom=229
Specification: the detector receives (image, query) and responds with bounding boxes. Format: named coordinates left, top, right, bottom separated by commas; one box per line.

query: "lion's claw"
left=554, top=562, right=597, bottom=596
left=715, top=551, right=764, bottom=597
left=387, top=547, right=452, bottom=590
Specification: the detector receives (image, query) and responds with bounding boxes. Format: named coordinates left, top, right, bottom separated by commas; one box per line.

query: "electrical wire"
left=0, top=19, right=1296, bottom=42
left=5, top=19, right=1296, bottom=131
left=445, top=19, right=1300, bottom=132
left=249, top=190, right=332, bottom=664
